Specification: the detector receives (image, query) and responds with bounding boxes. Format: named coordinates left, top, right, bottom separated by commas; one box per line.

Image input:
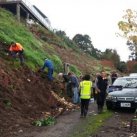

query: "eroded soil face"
left=0, top=42, right=135, bottom=137
left=0, top=56, right=67, bottom=137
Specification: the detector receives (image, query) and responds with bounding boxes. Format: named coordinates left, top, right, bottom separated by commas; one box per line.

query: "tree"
left=72, top=34, right=101, bottom=58
left=132, top=64, right=137, bottom=72
left=101, top=49, right=113, bottom=60
left=117, top=61, right=127, bottom=73
left=55, top=30, right=66, bottom=38
left=118, top=9, right=137, bottom=60
left=111, top=49, right=121, bottom=68
left=101, top=49, right=120, bottom=68
left=73, top=34, right=93, bottom=51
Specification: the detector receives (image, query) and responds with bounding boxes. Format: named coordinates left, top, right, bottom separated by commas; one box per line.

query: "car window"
left=113, top=78, right=126, bottom=87
left=113, top=77, right=137, bottom=88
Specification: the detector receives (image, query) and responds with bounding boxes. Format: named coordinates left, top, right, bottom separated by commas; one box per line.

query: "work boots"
left=97, top=105, right=103, bottom=114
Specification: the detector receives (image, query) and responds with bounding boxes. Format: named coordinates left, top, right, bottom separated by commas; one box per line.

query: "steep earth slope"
left=0, top=52, right=72, bottom=137
left=0, top=8, right=115, bottom=137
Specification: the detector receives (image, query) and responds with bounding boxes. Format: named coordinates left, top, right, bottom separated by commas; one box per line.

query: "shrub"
left=32, top=116, right=56, bottom=126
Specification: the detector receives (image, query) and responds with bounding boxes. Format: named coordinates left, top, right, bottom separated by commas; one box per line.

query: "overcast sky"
left=29, top=0, right=137, bottom=61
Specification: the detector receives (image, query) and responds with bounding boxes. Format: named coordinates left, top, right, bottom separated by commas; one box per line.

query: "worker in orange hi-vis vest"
left=9, top=42, right=24, bottom=65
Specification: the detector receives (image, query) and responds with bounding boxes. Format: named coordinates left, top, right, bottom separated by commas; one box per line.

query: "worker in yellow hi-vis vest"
left=79, top=74, right=92, bottom=118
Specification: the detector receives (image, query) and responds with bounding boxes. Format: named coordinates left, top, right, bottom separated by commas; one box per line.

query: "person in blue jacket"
left=40, top=59, right=54, bottom=81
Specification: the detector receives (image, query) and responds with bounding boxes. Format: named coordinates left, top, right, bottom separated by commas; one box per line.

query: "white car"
left=129, top=73, right=137, bottom=77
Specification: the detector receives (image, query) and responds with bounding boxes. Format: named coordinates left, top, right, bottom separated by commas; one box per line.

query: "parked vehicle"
left=106, top=76, right=137, bottom=112
left=107, top=77, right=124, bottom=93
left=129, top=73, right=137, bottom=77
left=107, top=85, right=123, bottom=93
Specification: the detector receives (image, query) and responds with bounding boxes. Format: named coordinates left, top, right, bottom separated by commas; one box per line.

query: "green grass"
left=0, top=8, right=83, bottom=74
left=0, top=8, right=62, bottom=71
left=70, top=109, right=113, bottom=137
left=0, top=8, right=48, bottom=69
left=1, top=8, right=112, bottom=76
left=70, top=65, right=81, bottom=76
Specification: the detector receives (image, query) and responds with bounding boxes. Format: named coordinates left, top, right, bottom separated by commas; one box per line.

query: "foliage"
left=50, top=55, right=63, bottom=73
left=101, top=49, right=120, bottom=68
left=73, top=34, right=93, bottom=50
left=104, top=67, right=112, bottom=72
left=29, top=24, right=67, bottom=48
left=117, top=61, right=127, bottom=72
left=3, top=99, right=12, bottom=107
left=73, top=34, right=91, bottom=54
left=55, top=30, right=80, bottom=52
left=55, top=30, right=66, bottom=37
left=0, top=8, right=65, bottom=71
left=132, top=63, right=137, bottom=72
left=32, top=116, right=56, bottom=126
left=0, top=8, right=48, bottom=69
left=0, top=8, right=115, bottom=78
left=69, top=65, right=81, bottom=76
left=118, top=9, right=137, bottom=60
left=73, top=34, right=102, bottom=59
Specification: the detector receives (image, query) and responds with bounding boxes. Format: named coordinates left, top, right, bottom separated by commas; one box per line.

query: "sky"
left=29, top=0, right=137, bottom=61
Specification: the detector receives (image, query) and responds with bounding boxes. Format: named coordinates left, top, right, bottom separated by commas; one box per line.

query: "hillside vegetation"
left=0, top=8, right=113, bottom=75
left=0, top=8, right=114, bottom=137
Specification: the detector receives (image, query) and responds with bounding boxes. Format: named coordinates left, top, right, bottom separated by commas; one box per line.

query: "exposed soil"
left=0, top=57, right=136, bottom=137
left=0, top=66, right=136, bottom=137
left=11, top=103, right=97, bottom=137
left=0, top=42, right=135, bottom=137
left=10, top=104, right=137, bottom=137
left=100, top=60, right=115, bottom=69
left=0, top=54, right=72, bottom=137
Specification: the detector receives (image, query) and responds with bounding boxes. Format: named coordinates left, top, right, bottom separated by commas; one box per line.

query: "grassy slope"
left=0, top=8, right=112, bottom=76
left=0, top=9, right=42, bottom=66
left=0, top=8, right=114, bottom=136
left=0, top=8, right=63, bottom=72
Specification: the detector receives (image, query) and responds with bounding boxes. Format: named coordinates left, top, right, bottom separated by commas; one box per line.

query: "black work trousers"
left=81, top=99, right=90, bottom=117
left=10, top=50, right=24, bottom=64
left=92, top=87, right=97, bottom=101
left=96, top=91, right=106, bottom=113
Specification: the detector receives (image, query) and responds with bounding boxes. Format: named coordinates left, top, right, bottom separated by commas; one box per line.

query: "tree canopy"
left=72, top=34, right=101, bottom=58
left=101, top=48, right=120, bottom=68
left=118, top=9, right=137, bottom=60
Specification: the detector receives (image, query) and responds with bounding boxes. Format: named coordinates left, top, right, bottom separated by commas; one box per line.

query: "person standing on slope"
left=40, top=59, right=54, bottom=81
left=9, top=42, right=24, bottom=65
